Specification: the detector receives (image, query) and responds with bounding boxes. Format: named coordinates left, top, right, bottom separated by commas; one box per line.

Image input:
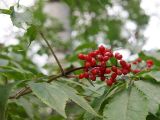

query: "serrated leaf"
left=28, top=82, right=68, bottom=118
left=135, top=80, right=160, bottom=115
left=53, top=81, right=99, bottom=117
left=0, top=84, right=15, bottom=120
left=147, top=71, right=160, bottom=82
left=103, top=87, right=148, bottom=120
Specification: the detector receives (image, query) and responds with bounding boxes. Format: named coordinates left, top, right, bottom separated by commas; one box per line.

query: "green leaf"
left=0, top=9, right=12, bottom=15
left=28, top=82, right=68, bottom=118
left=53, top=81, right=99, bottom=117
left=25, top=25, right=37, bottom=45
left=135, top=80, right=160, bottom=114
left=103, top=87, right=148, bottom=120
left=0, top=84, right=15, bottom=120
left=10, top=7, right=33, bottom=28
left=147, top=71, right=160, bottom=82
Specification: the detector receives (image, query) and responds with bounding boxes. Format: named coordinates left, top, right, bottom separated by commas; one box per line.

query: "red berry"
left=137, top=58, right=142, bottom=62
left=84, top=72, right=89, bottom=78
left=106, top=68, right=111, bottom=74
left=100, top=76, right=106, bottom=81
left=146, top=59, right=154, bottom=68
left=91, top=69, right=98, bottom=75
left=79, top=73, right=84, bottom=79
left=111, top=66, right=117, bottom=73
left=103, top=56, right=109, bottom=61
left=120, top=60, right=126, bottom=67
left=100, top=61, right=106, bottom=67
left=132, top=69, right=141, bottom=74
left=78, top=53, right=85, bottom=60
left=122, top=69, right=129, bottom=75
left=111, top=73, right=117, bottom=79
left=116, top=54, right=122, bottom=60
left=97, top=55, right=104, bottom=61
left=132, top=61, right=138, bottom=65
left=85, top=62, right=91, bottom=68
left=91, top=58, right=96, bottom=66
left=105, top=52, right=113, bottom=57
left=86, top=55, right=92, bottom=62
left=115, top=52, right=122, bottom=60
left=106, top=79, right=113, bottom=86
left=90, top=75, right=96, bottom=81
left=117, top=69, right=122, bottom=75
left=99, top=45, right=105, bottom=53
left=89, top=51, right=96, bottom=57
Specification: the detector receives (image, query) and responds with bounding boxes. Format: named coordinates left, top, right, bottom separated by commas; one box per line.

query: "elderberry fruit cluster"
left=78, top=45, right=132, bottom=86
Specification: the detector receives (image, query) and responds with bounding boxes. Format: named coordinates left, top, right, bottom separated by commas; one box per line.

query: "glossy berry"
left=106, top=79, right=113, bottom=86
left=79, top=74, right=84, bottom=79
left=111, top=73, right=117, bottom=79
left=78, top=53, right=85, bottom=60
left=132, top=69, right=141, bottom=74
left=106, top=68, right=111, bottom=74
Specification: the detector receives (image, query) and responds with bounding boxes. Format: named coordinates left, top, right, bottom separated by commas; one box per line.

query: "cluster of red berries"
left=78, top=45, right=132, bottom=86
left=131, top=58, right=154, bottom=74
left=78, top=45, right=154, bottom=87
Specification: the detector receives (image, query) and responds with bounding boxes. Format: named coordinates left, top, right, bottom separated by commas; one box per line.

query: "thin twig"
left=39, top=32, right=65, bottom=75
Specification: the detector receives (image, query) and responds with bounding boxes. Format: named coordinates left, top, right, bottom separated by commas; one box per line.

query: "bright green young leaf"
left=53, top=82, right=99, bottom=117
left=103, top=87, right=148, bottom=120
left=0, top=84, right=15, bottom=120
left=28, top=82, right=68, bottom=118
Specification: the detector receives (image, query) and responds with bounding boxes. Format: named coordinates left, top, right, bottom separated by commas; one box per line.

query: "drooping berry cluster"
left=131, top=58, right=154, bottom=74
left=78, top=45, right=132, bottom=86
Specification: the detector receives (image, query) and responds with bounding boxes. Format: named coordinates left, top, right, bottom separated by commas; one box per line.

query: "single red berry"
left=111, top=66, right=117, bottom=73
left=100, top=61, right=106, bottom=67
left=94, top=50, right=99, bottom=55
left=103, top=56, right=109, bottom=61
left=89, top=51, right=96, bottom=57
left=116, top=54, right=122, bottom=60
left=117, top=69, right=122, bottom=75
left=120, top=60, right=126, bottom=67
left=79, top=73, right=84, bottom=79
left=91, top=58, right=96, bottom=66
left=78, top=53, right=85, bottom=60
left=111, top=73, right=117, bottom=79
left=137, top=58, right=142, bottom=62
left=132, top=69, right=141, bottom=74
left=106, top=79, right=113, bottom=86
left=132, top=61, right=138, bottom=65
left=125, top=63, right=131, bottom=70
left=105, top=52, right=113, bottom=57
left=91, top=69, right=98, bottom=75
left=122, top=69, right=129, bottom=75
left=100, top=76, right=106, bottom=81
left=99, top=45, right=105, bottom=53
left=110, top=77, right=116, bottom=83
left=146, top=59, right=154, bottom=67
left=106, top=68, right=111, bottom=74
left=84, top=72, right=89, bottom=78
left=90, top=75, right=96, bottom=81
left=85, top=62, right=91, bottom=68
left=97, top=55, right=104, bottom=61
left=86, top=55, right=92, bottom=62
